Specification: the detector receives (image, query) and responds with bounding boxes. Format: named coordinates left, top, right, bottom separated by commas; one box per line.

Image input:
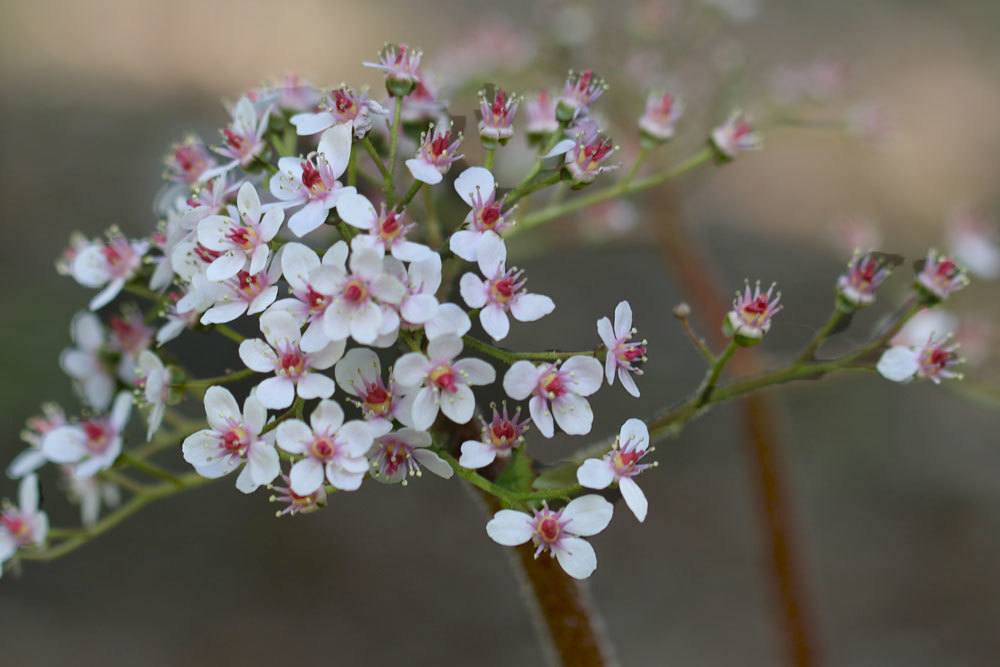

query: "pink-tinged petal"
left=619, top=477, right=648, bottom=522
left=426, top=303, right=471, bottom=340
left=269, top=168, right=305, bottom=203
left=453, top=358, right=496, bottom=386
left=310, top=399, right=345, bottom=433
left=877, top=346, right=921, bottom=383
left=334, top=348, right=381, bottom=396
left=604, top=350, right=617, bottom=386
left=248, top=245, right=269, bottom=275
left=327, top=465, right=364, bottom=491
left=182, top=433, right=234, bottom=476
left=247, top=443, right=280, bottom=487
left=339, top=454, right=371, bottom=474
left=412, top=448, right=454, bottom=478
left=73, top=312, right=105, bottom=351
left=554, top=536, right=597, bottom=580
left=239, top=338, right=278, bottom=372
left=41, top=426, right=87, bottom=463
left=197, top=216, right=236, bottom=251
left=619, top=418, right=649, bottom=451
left=297, top=372, right=336, bottom=400
left=618, top=368, right=640, bottom=398
left=19, top=474, right=39, bottom=514
left=276, top=419, right=311, bottom=454
left=243, top=394, right=268, bottom=434
left=338, top=421, right=374, bottom=457
left=371, top=274, right=406, bottom=304
left=460, top=273, right=488, bottom=309
left=392, top=240, right=433, bottom=262
left=301, top=320, right=331, bottom=354
left=476, top=232, right=507, bottom=277
left=511, top=293, right=555, bottom=322
left=349, top=301, right=383, bottom=344
left=256, top=376, right=296, bottom=410
left=309, top=338, right=346, bottom=370
left=561, top=494, right=614, bottom=536
left=318, top=123, right=353, bottom=178
left=393, top=391, right=416, bottom=428
left=613, top=300, right=633, bottom=339
left=504, top=361, right=540, bottom=401
left=290, top=110, right=335, bottom=135
left=201, top=301, right=248, bottom=324
left=322, top=302, right=352, bottom=341
left=206, top=252, right=246, bottom=282
left=577, top=459, right=615, bottom=490
left=408, top=254, right=442, bottom=292
left=60, top=349, right=98, bottom=379
left=89, top=279, right=125, bottom=311
left=544, top=138, right=576, bottom=158
left=479, top=304, right=511, bottom=341
left=204, top=386, right=241, bottom=431
left=259, top=207, right=284, bottom=240
left=449, top=229, right=482, bottom=262
left=459, top=440, right=496, bottom=469
left=336, top=192, right=377, bottom=230
left=561, top=356, right=604, bottom=396
left=236, top=181, right=262, bottom=222
left=288, top=200, right=329, bottom=238
left=427, top=334, right=463, bottom=363
left=401, top=293, right=439, bottom=325
left=260, top=310, right=302, bottom=348
left=552, top=393, right=593, bottom=435
left=454, top=166, right=496, bottom=206
left=248, top=286, right=280, bottom=315
left=405, top=158, right=443, bottom=185
left=486, top=509, right=534, bottom=546
left=290, top=458, right=325, bottom=495
left=411, top=387, right=440, bottom=430
left=110, top=392, right=133, bottom=431
left=529, top=395, right=554, bottom=438
left=392, top=352, right=430, bottom=387
left=7, top=449, right=47, bottom=479
left=440, top=384, right=475, bottom=424
left=281, top=242, right=321, bottom=291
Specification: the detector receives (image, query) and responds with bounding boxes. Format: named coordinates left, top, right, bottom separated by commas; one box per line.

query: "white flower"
left=577, top=419, right=654, bottom=522
left=71, top=235, right=150, bottom=311
left=404, top=122, right=463, bottom=185
left=334, top=347, right=413, bottom=434
left=63, top=468, right=120, bottom=528
left=276, top=400, right=373, bottom=495
left=486, top=494, right=613, bottom=580
left=290, top=85, right=385, bottom=139
left=42, top=393, right=133, bottom=479
left=368, top=428, right=453, bottom=484
left=197, top=182, right=283, bottom=282
left=270, top=241, right=347, bottom=353
left=7, top=404, right=66, bottom=479
left=710, top=110, right=762, bottom=159
left=460, top=233, right=554, bottom=341
left=424, top=302, right=472, bottom=340
left=60, top=312, right=115, bottom=412
left=459, top=402, right=530, bottom=469
left=393, top=335, right=496, bottom=429
left=137, top=350, right=170, bottom=441
left=336, top=193, right=432, bottom=261
left=596, top=301, right=647, bottom=397
left=240, top=310, right=344, bottom=410
left=449, top=167, right=515, bottom=262
left=200, top=96, right=270, bottom=179
left=384, top=254, right=442, bottom=328
left=0, top=474, right=49, bottom=576
left=269, top=124, right=356, bottom=237
left=877, top=333, right=963, bottom=384
left=321, top=245, right=406, bottom=345
left=502, top=356, right=603, bottom=438
left=200, top=261, right=282, bottom=325
left=182, top=387, right=279, bottom=493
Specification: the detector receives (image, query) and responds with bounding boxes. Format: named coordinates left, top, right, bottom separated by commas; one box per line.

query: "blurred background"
left=2, top=0, right=999, bottom=665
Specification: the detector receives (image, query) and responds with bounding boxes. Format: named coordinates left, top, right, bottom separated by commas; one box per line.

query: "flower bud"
left=722, top=280, right=782, bottom=346
left=638, top=92, right=684, bottom=148
left=524, top=90, right=560, bottom=145
left=556, top=70, right=607, bottom=123
left=478, top=88, right=519, bottom=149
left=364, top=43, right=422, bottom=97
left=914, top=249, right=969, bottom=304
left=835, top=251, right=896, bottom=312
left=710, top=110, right=761, bottom=160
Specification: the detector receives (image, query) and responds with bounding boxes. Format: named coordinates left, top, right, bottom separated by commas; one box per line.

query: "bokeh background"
left=2, top=0, right=1000, bottom=665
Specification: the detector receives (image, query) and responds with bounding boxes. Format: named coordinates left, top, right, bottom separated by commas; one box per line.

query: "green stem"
left=119, top=453, right=184, bottom=486
left=514, top=146, right=715, bottom=234
left=361, top=137, right=391, bottom=181
left=462, top=335, right=601, bottom=365
left=484, top=147, right=495, bottom=171
left=697, top=340, right=738, bottom=406
left=347, top=142, right=358, bottom=188
left=385, top=96, right=404, bottom=206
left=396, top=180, right=423, bottom=211
left=212, top=324, right=245, bottom=344
left=423, top=185, right=441, bottom=249
left=796, top=307, right=846, bottom=362
left=434, top=449, right=581, bottom=508
left=182, top=367, right=257, bottom=390
left=506, top=171, right=564, bottom=207
left=622, top=146, right=650, bottom=187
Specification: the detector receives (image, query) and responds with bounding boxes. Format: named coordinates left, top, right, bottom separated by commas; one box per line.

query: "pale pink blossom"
left=269, top=474, right=327, bottom=517
left=486, top=494, right=613, bottom=580
left=7, top=404, right=66, bottom=479
left=137, top=350, right=170, bottom=441
left=565, top=131, right=618, bottom=185
left=460, top=233, right=554, bottom=341
left=524, top=89, right=559, bottom=141
left=71, top=234, right=150, bottom=311
left=405, top=122, right=463, bottom=185
left=877, top=334, right=963, bottom=384
left=276, top=400, right=373, bottom=495
left=320, top=246, right=406, bottom=345
left=577, top=419, right=655, bottom=522
left=638, top=91, right=684, bottom=143
left=336, top=193, right=432, bottom=261
left=201, top=262, right=282, bottom=325
left=42, top=393, right=132, bottom=479
left=368, top=428, right=453, bottom=484
left=182, top=387, right=279, bottom=493
left=201, top=96, right=271, bottom=179
left=503, top=356, right=603, bottom=438
left=197, top=182, right=283, bottom=282
left=710, top=111, right=762, bottom=159
left=383, top=254, right=442, bottom=329
left=450, top=167, right=515, bottom=262
left=365, top=43, right=423, bottom=96
left=60, top=312, right=115, bottom=412
left=915, top=250, right=970, bottom=303
left=334, top=347, right=414, bottom=434
left=290, top=85, right=385, bottom=138
left=724, top=280, right=782, bottom=344
left=478, top=88, right=519, bottom=145
left=836, top=251, right=894, bottom=309
left=0, top=474, right=48, bottom=576
left=164, top=136, right=216, bottom=186
left=63, top=467, right=120, bottom=528
left=270, top=241, right=348, bottom=352
left=393, top=335, right=496, bottom=429
left=556, top=69, right=607, bottom=122
left=596, top=301, right=647, bottom=397
left=459, top=403, right=530, bottom=469
left=239, top=310, right=344, bottom=410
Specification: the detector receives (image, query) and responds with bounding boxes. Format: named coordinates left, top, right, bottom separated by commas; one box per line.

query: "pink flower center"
left=306, top=286, right=329, bottom=314
left=430, top=364, right=458, bottom=393
left=380, top=439, right=412, bottom=476
left=279, top=351, right=306, bottom=378
left=83, top=420, right=111, bottom=454
left=195, top=244, right=223, bottom=264
left=342, top=279, right=368, bottom=305
left=537, top=516, right=561, bottom=543
left=1, top=512, right=31, bottom=544
left=733, top=121, right=752, bottom=140
left=333, top=89, right=354, bottom=114
left=301, top=161, right=324, bottom=192
left=479, top=204, right=502, bottom=230
left=221, top=426, right=250, bottom=456
left=227, top=225, right=257, bottom=250
left=363, top=384, right=392, bottom=416
left=378, top=212, right=403, bottom=242
left=101, top=243, right=125, bottom=268
left=490, top=276, right=516, bottom=303
left=430, top=132, right=452, bottom=157
left=223, top=128, right=245, bottom=151
left=237, top=271, right=263, bottom=296
left=309, top=436, right=337, bottom=461
left=540, top=370, right=566, bottom=399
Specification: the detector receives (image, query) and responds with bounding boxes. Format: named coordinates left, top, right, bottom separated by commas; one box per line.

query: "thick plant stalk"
left=650, top=189, right=818, bottom=666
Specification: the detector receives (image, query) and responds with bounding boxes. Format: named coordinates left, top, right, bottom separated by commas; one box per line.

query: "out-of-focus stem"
left=796, top=307, right=846, bottom=362
left=385, top=96, right=403, bottom=206
left=462, top=335, right=601, bottom=365
left=361, top=137, right=391, bottom=180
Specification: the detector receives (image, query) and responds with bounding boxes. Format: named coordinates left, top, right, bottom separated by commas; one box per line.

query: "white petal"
left=561, top=494, right=614, bottom=536
left=297, top=372, right=336, bottom=400
left=453, top=358, right=496, bottom=386
left=459, top=273, right=488, bottom=309
left=440, top=384, right=475, bottom=424
left=449, top=229, right=483, bottom=262
left=401, top=293, right=439, bottom=325
left=349, top=301, right=383, bottom=345
left=391, top=240, right=433, bottom=262
left=544, top=138, right=576, bottom=158
left=290, top=458, right=325, bottom=495
left=529, top=395, right=554, bottom=438
left=206, top=252, right=246, bottom=282
left=393, top=352, right=430, bottom=387
left=310, top=399, right=345, bottom=433
left=552, top=393, right=593, bottom=435
left=336, top=192, right=377, bottom=230
left=618, top=368, right=641, bottom=397
left=503, top=361, right=539, bottom=400
left=561, top=356, right=604, bottom=396
left=479, top=304, right=510, bottom=341
left=256, top=376, right=296, bottom=409
left=338, top=421, right=374, bottom=457
left=619, top=477, right=648, bottom=522
left=290, top=110, right=335, bottom=135
left=426, top=303, right=471, bottom=340
left=405, top=158, right=443, bottom=185
left=243, top=394, right=268, bottom=434
left=412, top=448, right=454, bottom=479
left=334, top=347, right=381, bottom=396
left=288, top=200, right=330, bottom=238
left=511, top=293, right=555, bottom=322
left=260, top=309, right=303, bottom=348
left=239, top=339, right=278, bottom=372
left=476, top=232, right=507, bottom=277
left=276, top=419, right=311, bottom=454
left=411, top=387, right=440, bottom=430
left=619, top=418, right=649, bottom=451
left=247, top=442, right=280, bottom=487
left=427, top=334, right=463, bottom=363
left=877, top=346, right=921, bottom=382
left=576, top=459, right=614, bottom=490
left=309, top=338, right=346, bottom=370
left=554, top=537, right=598, bottom=579
left=613, top=301, right=633, bottom=339
left=18, top=474, right=39, bottom=512
left=486, top=510, right=534, bottom=546
left=204, top=386, right=241, bottom=431
left=281, top=242, right=321, bottom=291
left=318, top=123, right=353, bottom=178
left=459, top=441, right=497, bottom=469
left=454, top=166, right=496, bottom=205
left=596, top=316, right=616, bottom=350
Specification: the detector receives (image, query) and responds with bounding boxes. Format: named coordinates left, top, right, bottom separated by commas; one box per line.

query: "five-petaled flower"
left=336, top=192, right=432, bottom=262
left=460, top=402, right=530, bottom=469
left=60, top=312, right=115, bottom=412
left=368, top=428, right=453, bottom=484
left=276, top=399, right=373, bottom=495
left=405, top=122, right=464, bottom=185
left=565, top=131, right=618, bottom=186
left=240, top=310, right=345, bottom=410
left=877, top=333, right=964, bottom=384
left=290, top=85, right=385, bottom=139
left=197, top=182, right=283, bottom=282
left=394, top=335, right=496, bottom=430
left=450, top=167, right=515, bottom=262
left=0, top=474, right=48, bottom=576
left=182, top=387, right=279, bottom=493
left=639, top=91, right=684, bottom=144
left=486, top=494, right=614, bottom=580
left=269, top=474, right=327, bottom=517
left=556, top=69, right=607, bottom=122
left=42, top=393, right=133, bottom=479
left=71, top=234, right=150, bottom=311
left=334, top=347, right=414, bottom=434
left=577, top=418, right=655, bottom=522
left=320, top=244, right=406, bottom=345
left=597, top=300, right=647, bottom=397
left=478, top=88, right=519, bottom=146
left=460, top=233, right=554, bottom=341
left=364, top=43, right=423, bottom=97
left=201, top=96, right=271, bottom=179
left=503, top=356, right=604, bottom=438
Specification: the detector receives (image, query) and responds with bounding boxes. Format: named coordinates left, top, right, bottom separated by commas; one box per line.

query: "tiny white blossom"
left=337, top=193, right=432, bottom=262
left=197, top=182, right=283, bottom=282
left=276, top=400, right=373, bottom=495
left=503, top=356, right=603, bottom=438
left=71, top=235, right=149, bottom=311
left=596, top=301, right=647, bottom=397
left=0, top=474, right=49, bottom=576
left=137, top=350, right=170, bottom=441
left=60, top=312, right=115, bottom=412
left=577, top=419, right=655, bottom=522
left=42, top=393, right=133, bottom=479
left=369, top=428, right=453, bottom=484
